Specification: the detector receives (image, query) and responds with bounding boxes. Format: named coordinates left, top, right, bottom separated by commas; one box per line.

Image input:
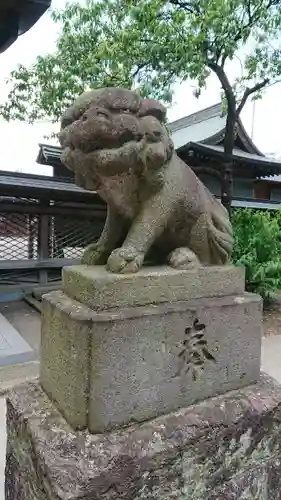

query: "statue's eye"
left=97, top=111, right=108, bottom=118
left=151, top=130, right=162, bottom=141
left=81, top=110, right=109, bottom=121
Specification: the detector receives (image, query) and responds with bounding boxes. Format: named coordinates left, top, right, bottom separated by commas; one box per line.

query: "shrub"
left=232, top=209, right=281, bottom=303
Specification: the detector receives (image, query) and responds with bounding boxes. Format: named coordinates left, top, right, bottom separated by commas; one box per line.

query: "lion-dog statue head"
left=60, top=88, right=173, bottom=209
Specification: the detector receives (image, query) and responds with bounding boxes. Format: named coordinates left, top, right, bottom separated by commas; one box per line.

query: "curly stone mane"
left=59, top=88, right=174, bottom=193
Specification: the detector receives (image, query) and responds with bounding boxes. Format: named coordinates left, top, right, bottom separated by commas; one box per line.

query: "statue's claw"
left=81, top=243, right=110, bottom=266
left=107, top=246, right=144, bottom=274
left=168, top=247, right=200, bottom=270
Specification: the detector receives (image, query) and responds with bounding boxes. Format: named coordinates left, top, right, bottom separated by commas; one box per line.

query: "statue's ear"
left=138, top=99, right=166, bottom=122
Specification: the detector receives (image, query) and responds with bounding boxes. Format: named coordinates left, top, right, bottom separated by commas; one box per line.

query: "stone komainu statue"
left=59, top=88, right=233, bottom=273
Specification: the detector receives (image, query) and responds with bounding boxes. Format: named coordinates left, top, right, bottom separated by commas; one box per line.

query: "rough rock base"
left=5, top=374, right=281, bottom=500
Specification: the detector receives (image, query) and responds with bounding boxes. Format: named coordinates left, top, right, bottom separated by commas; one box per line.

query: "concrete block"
left=40, top=289, right=262, bottom=433
left=62, top=264, right=245, bottom=310
left=40, top=296, right=91, bottom=429
left=5, top=374, right=281, bottom=500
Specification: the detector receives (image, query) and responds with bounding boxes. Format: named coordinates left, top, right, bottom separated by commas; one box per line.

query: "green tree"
left=114, top=0, right=281, bottom=212
left=1, top=0, right=281, bottom=211
left=0, top=0, right=176, bottom=123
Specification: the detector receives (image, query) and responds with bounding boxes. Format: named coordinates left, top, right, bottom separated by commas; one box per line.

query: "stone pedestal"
left=39, top=265, right=262, bottom=433
left=6, top=375, right=281, bottom=500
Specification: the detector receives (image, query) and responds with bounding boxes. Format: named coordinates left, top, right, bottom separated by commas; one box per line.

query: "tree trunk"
left=207, top=62, right=236, bottom=214
left=221, top=103, right=236, bottom=214
left=206, top=62, right=269, bottom=214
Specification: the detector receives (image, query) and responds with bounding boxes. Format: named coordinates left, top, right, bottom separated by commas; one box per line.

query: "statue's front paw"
left=81, top=243, right=110, bottom=265
left=107, top=247, right=144, bottom=273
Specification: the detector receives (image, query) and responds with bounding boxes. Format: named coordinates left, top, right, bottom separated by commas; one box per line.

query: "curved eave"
left=0, top=0, right=51, bottom=53
left=259, top=174, right=281, bottom=185
left=200, top=129, right=225, bottom=146
left=0, top=169, right=101, bottom=203
left=179, top=142, right=281, bottom=178
left=170, top=102, right=265, bottom=156
left=200, top=120, right=264, bottom=156
left=236, top=118, right=264, bottom=156
left=37, top=143, right=62, bottom=166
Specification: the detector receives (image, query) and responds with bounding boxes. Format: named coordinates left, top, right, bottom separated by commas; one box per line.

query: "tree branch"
left=267, top=0, right=281, bottom=7
left=168, top=0, right=200, bottom=13
left=236, top=78, right=270, bottom=116
left=232, top=0, right=277, bottom=45
left=207, top=61, right=235, bottom=109
left=132, top=63, right=148, bottom=79
left=220, top=52, right=228, bottom=67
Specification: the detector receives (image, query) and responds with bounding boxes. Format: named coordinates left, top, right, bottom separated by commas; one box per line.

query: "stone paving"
left=0, top=313, right=34, bottom=367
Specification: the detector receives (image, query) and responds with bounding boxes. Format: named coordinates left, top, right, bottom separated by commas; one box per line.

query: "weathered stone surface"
left=59, top=87, right=233, bottom=273
left=62, top=264, right=245, bottom=310
left=5, top=374, right=281, bottom=500
left=40, top=296, right=90, bottom=429
left=40, top=288, right=262, bottom=433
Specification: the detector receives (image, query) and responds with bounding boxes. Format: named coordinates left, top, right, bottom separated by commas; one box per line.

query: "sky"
left=0, top=0, right=281, bottom=176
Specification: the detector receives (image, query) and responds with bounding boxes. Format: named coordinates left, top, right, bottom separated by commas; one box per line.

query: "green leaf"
left=1, top=0, right=280, bottom=125
left=232, top=208, right=281, bottom=303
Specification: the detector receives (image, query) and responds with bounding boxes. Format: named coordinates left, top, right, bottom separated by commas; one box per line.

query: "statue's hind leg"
left=167, top=213, right=212, bottom=269
left=187, top=212, right=232, bottom=265
left=168, top=247, right=200, bottom=270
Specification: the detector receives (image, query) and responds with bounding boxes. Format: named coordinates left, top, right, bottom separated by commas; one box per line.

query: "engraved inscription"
left=176, top=317, right=216, bottom=380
